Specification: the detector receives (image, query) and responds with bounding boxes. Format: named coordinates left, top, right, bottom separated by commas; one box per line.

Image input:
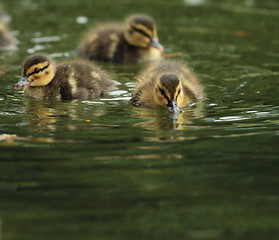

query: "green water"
left=0, top=0, right=279, bottom=239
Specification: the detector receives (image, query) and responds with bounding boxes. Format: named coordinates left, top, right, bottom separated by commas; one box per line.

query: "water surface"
left=0, top=0, right=279, bottom=239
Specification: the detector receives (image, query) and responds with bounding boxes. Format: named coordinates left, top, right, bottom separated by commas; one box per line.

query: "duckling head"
left=154, top=74, right=184, bottom=113
left=14, top=54, right=56, bottom=90
left=124, top=14, right=163, bottom=51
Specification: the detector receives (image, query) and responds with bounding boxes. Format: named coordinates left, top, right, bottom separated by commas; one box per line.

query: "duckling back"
left=50, top=61, right=116, bottom=100
left=131, top=60, right=204, bottom=111
left=77, top=24, right=129, bottom=63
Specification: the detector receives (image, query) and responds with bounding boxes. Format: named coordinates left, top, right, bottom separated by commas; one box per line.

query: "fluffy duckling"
left=131, top=60, right=204, bottom=113
left=13, top=54, right=116, bottom=100
left=76, top=14, right=163, bottom=63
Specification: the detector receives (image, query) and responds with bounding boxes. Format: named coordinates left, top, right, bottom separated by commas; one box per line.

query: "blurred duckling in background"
left=131, top=60, right=204, bottom=113
left=77, top=14, right=163, bottom=63
left=0, top=7, right=18, bottom=50
left=14, top=54, right=116, bottom=100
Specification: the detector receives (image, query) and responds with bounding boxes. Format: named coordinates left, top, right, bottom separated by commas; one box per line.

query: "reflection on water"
left=19, top=99, right=113, bottom=132
left=131, top=102, right=204, bottom=130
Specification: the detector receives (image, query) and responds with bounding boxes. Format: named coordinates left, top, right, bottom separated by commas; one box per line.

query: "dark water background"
left=0, top=0, right=279, bottom=239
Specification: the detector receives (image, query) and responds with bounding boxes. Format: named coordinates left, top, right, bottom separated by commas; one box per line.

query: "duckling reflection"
left=14, top=54, right=116, bottom=100
left=25, top=102, right=57, bottom=131
left=131, top=103, right=204, bottom=131
left=131, top=60, right=204, bottom=113
left=0, top=5, right=18, bottom=50
left=21, top=99, right=108, bottom=131
left=77, top=14, right=163, bottom=63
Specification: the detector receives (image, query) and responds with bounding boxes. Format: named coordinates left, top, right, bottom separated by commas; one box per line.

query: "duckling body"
left=131, top=60, right=204, bottom=113
left=77, top=14, right=163, bottom=63
left=14, top=54, right=116, bottom=100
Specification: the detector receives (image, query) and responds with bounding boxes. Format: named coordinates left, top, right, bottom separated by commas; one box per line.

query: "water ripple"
left=31, top=36, right=61, bottom=43
left=208, top=116, right=249, bottom=122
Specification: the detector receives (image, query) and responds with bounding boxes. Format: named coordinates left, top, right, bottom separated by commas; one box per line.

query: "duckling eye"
left=33, top=68, right=40, bottom=74
left=175, top=89, right=181, bottom=101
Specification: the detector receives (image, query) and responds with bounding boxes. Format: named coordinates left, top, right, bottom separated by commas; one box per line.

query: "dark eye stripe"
left=159, top=87, right=170, bottom=102
left=26, top=64, right=49, bottom=78
left=131, top=26, right=151, bottom=38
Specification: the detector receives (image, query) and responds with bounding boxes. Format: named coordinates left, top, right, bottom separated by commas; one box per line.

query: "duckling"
left=76, top=14, right=163, bottom=63
left=13, top=54, right=116, bottom=100
left=131, top=60, right=204, bottom=113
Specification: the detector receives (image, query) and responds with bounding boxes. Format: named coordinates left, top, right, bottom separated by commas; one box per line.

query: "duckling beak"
left=167, top=100, right=180, bottom=114
left=150, top=37, right=164, bottom=52
left=13, top=76, right=29, bottom=90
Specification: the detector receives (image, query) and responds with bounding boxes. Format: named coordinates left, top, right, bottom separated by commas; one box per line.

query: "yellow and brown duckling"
left=76, top=14, right=163, bottom=63
left=131, top=60, right=204, bottom=113
left=13, top=54, right=116, bottom=100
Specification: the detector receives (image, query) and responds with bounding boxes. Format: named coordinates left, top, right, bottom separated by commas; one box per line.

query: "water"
left=0, top=0, right=279, bottom=239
